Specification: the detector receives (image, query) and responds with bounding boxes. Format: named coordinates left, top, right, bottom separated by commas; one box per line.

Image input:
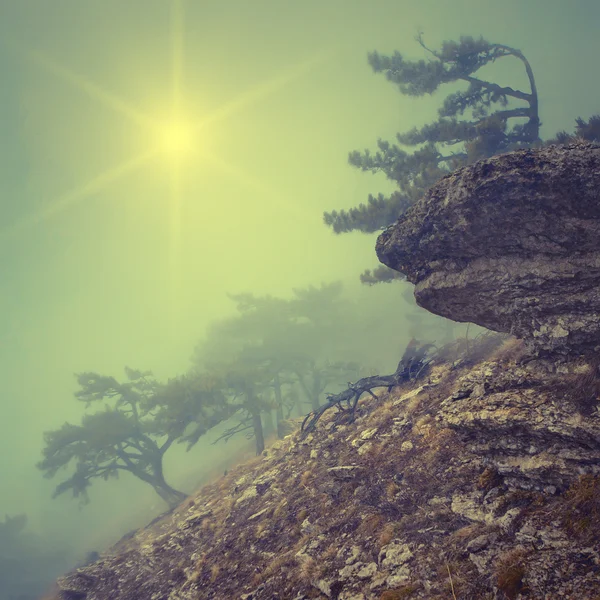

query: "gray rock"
left=378, top=540, right=413, bottom=570
left=327, top=466, right=364, bottom=480
left=467, top=533, right=496, bottom=553
left=376, top=142, right=600, bottom=355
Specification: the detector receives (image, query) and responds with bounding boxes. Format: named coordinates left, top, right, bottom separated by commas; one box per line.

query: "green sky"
left=0, top=0, right=598, bottom=556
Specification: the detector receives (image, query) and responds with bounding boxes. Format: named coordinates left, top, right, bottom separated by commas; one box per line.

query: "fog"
left=0, top=0, right=598, bottom=597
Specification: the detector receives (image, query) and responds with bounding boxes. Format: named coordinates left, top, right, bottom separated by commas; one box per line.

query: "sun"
left=2, top=0, right=336, bottom=331
left=155, top=117, right=195, bottom=162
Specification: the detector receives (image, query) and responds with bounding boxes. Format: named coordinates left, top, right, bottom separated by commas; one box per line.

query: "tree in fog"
left=547, top=114, right=600, bottom=145
left=292, top=357, right=362, bottom=411
left=38, top=367, right=189, bottom=508
left=206, top=355, right=277, bottom=455
left=145, top=371, right=234, bottom=451
left=191, top=283, right=379, bottom=443
left=0, top=514, right=69, bottom=600
left=324, top=35, right=541, bottom=284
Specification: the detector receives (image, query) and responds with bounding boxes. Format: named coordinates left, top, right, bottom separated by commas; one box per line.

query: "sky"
left=0, top=0, right=599, bottom=565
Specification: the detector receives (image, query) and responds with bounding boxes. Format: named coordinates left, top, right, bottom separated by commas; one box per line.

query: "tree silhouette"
left=0, top=514, right=69, bottom=600
left=38, top=367, right=187, bottom=508
left=323, top=35, right=541, bottom=284
left=145, top=371, right=234, bottom=451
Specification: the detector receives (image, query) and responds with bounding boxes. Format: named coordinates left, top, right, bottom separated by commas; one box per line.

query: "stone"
left=400, top=441, right=414, bottom=452
left=376, top=143, right=600, bottom=356
left=466, top=533, right=496, bottom=553
left=236, top=486, right=258, bottom=505
left=327, top=466, right=364, bottom=480
left=357, top=442, right=373, bottom=456
left=378, top=540, right=413, bottom=570
left=360, top=427, right=378, bottom=440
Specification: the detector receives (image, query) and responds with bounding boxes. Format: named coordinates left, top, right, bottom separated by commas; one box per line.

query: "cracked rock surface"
left=46, top=337, right=600, bottom=599
left=376, top=142, right=600, bottom=356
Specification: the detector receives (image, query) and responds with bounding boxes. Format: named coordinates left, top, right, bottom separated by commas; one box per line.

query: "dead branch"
left=300, top=340, right=436, bottom=437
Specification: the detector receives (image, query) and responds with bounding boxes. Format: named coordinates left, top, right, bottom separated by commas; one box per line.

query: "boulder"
left=376, top=142, right=600, bottom=355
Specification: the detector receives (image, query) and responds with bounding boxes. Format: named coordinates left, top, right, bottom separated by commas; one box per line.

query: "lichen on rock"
left=376, top=142, right=600, bottom=356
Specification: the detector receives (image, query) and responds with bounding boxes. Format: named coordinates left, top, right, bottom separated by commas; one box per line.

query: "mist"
left=0, top=0, right=598, bottom=597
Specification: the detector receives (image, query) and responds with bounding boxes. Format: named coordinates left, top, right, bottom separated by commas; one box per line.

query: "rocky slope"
left=48, top=336, right=600, bottom=599
left=376, top=142, right=600, bottom=356
left=48, top=143, right=600, bottom=599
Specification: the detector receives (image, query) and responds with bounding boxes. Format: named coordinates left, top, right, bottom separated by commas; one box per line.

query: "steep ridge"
left=48, top=336, right=600, bottom=599
left=48, top=143, right=600, bottom=599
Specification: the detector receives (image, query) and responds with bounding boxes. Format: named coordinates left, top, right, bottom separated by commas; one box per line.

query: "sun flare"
left=2, top=0, right=334, bottom=332
left=155, top=118, right=195, bottom=162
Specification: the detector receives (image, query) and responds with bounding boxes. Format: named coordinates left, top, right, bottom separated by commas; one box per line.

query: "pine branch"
left=360, top=265, right=405, bottom=285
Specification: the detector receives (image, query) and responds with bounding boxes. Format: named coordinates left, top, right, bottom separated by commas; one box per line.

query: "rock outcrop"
left=46, top=336, right=600, bottom=599
left=376, top=142, right=600, bottom=356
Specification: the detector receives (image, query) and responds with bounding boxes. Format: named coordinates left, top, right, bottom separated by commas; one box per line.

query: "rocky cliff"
left=47, top=144, right=600, bottom=599
left=376, top=142, right=600, bottom=356
left=47, top=337, right=600, bottom=599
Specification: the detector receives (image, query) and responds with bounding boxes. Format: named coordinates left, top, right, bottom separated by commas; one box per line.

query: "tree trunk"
left=274, top=372, right=285, bottom=438
left=252, top=410, right=265, bottom=455
left=153, top=481, right=187, bottom=508
left=296, top=372, right=318, bottom=412
left=262, top=409, right=275, bottom=437
left=148, top=460, right=187, bottom=508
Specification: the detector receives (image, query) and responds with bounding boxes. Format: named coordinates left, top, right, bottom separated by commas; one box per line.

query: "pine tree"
left=323, top=35, right=541, bottom=284
left=38, top=368, right=188, bottom=508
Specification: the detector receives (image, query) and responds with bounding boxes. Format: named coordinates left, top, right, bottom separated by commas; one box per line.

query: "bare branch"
left=301, top=340, right=436, bottom=436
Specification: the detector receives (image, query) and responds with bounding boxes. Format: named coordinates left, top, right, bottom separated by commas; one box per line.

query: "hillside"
left=47, top=142, right=600, bottom=599
left=46, top=335, right=600, bottom=599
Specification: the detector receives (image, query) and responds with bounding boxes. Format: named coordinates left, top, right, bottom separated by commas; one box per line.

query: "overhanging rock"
left=376, top=142, right=600, bottom=355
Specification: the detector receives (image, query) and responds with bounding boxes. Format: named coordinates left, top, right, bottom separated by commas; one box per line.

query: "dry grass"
left=494, top=547, right=529, bottom=599
left=487, top=337, right=527, bottom=364
left=404, top=393, right=426, bottom=417
left=296, top=508, right=309, bottom=523
left=385, top=482, right=401, bottom=501
left=320, top=543, right=338, bottom=562
left=378, top=521, right=399, bottom=547
left=450, top=524, right=483, bottom=542
left=297, top=554, right=318, bottom=583
left=370, top=399, right=395, bottom=428
left=300, top=469, right=313, bottom=486
left=209, top=564, right=220, bottom=583
left=254, top=552, right=297, bottom=585
left=357, top=512, right=384, bottom=536
left=255, top=521, right=269, bottom=537
left=418, top=427, right=460, bottom=467
left=273, top=498, right=288, bottom=519
left=561, top=474, right=600, bottom=544
left=477, top=466, right=502, bottom=493
left=411, top=414, right=434, bottom=437
left=379, top=585, right=420, bottom=599
left=462, top=332, right=508, bottom=363
left=565, top=359, right=600, bottom=416
left=436, top=558, right=475, bottom=597
left=361, top=440, right=387, bottom=462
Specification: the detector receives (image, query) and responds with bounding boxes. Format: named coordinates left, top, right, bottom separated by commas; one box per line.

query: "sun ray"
left=1, top=23, right=340, bottom=336
left=6, top=37, right=156, bottom=130
left=165, top=0, right=187, bottom=336
left=193, top=48, right=338, bottom=133
left=167, top=162, right=184, bottom=336
left=200, top=152, right=316, bottom=226
left=0, top=150, right=157, bottom=242
left=170, top=0, right=185, bottom=115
